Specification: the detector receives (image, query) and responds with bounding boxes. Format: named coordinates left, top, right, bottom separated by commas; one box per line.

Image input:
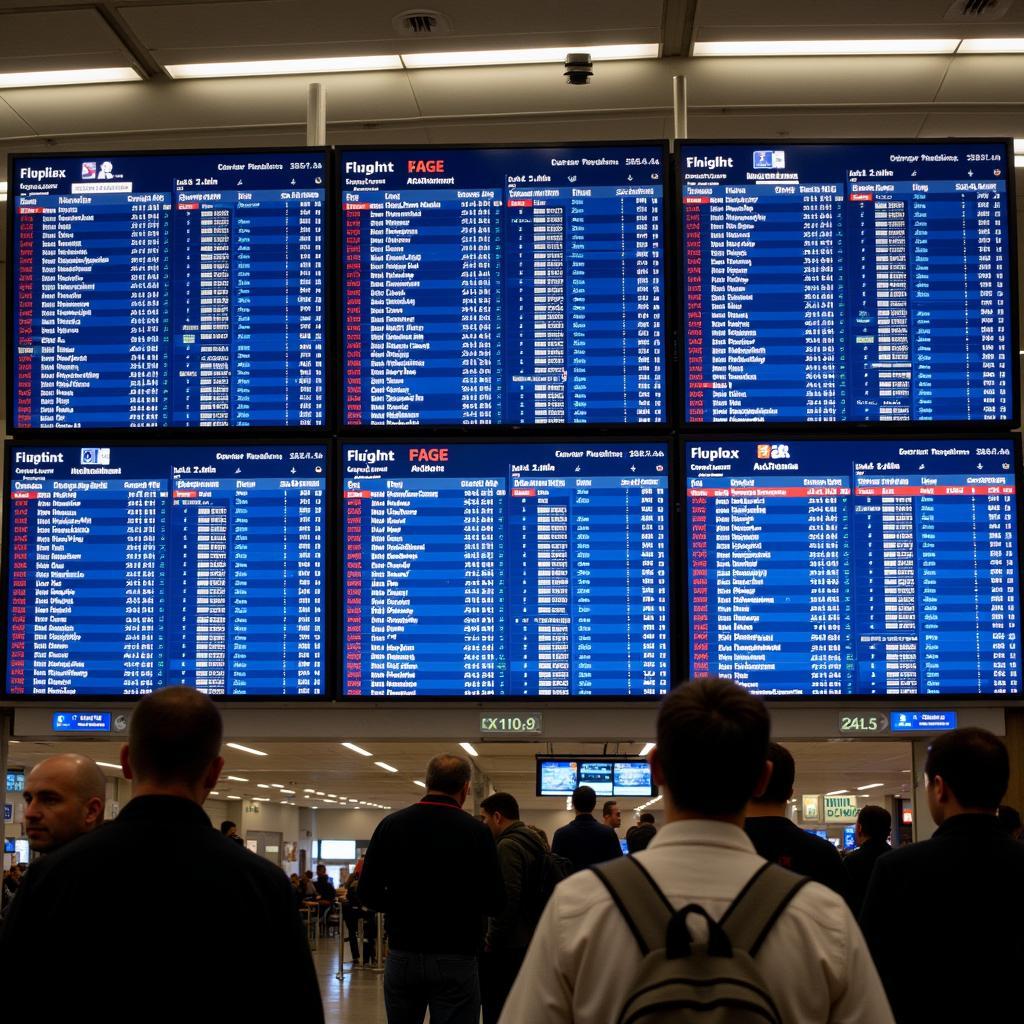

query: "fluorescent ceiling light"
left=857, top=783, right=884, bottom=791
left=414, top=780, right=426, bottom=788
left=304, top=788, right=316, bottom=793
left=96, top=761, right=123, bottom=770
left=401, top=43, right=659, bottom=69
left=958, top=37, right=1024, bottom=53
left=166, top=54, right=402, bottom=80
left=0, top=182, right=8, bottom=202
left=226, top=795, right=241, bottom=801
left=693, top=38, right=959, bottom=57
left=1015, top=155, right=1024, bottom=169
left=826, top=789, right=849, bottom=796
left=639, top=742, right=656, bottom=756
left=226, top=775, right=249, bottom=783
left=253, top=797, right=270, bottom=802
left=0, top=67, right=141, bottom=89
left=209, top=791, right=220, bottom=796
left=271, top=784, right=284, bottom=789
left=459, top=741, right=479, bottom=758
left=342, top=742, right=373, bottom=757
left=256, top=784, right=271, bottom=789
left=315, top=791, right=326, bottom=796
left=375, top=761, right=399, bottom=773
left=281, top=789, right=295, bottom=795
left=226, top=742, right=267, bottom=757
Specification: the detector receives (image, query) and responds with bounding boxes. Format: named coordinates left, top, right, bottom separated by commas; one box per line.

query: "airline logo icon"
left=80, top=447, right=111, bottom=466
left=83, top=160, right=115, bottom=179
left=81, top=162, right=97, bottom=180
left=757, top=444, right=790, bottom=459
left=753, top=150, right=786, bottom=169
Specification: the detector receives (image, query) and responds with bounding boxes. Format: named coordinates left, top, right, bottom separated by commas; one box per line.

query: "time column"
left=14, top=202, right=44, bottom=428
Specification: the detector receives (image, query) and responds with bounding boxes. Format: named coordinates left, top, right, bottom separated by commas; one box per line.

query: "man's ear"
left=203, top=755, right=224, bottom=793
left=649, top=748, right=665, bottom=787
left=119, top=744, right=133, bottom=780
left=751, top=759, right=774, bottom=800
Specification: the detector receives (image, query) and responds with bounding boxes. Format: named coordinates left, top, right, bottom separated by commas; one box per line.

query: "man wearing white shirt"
left=499, top=679, right=894, bottom=1024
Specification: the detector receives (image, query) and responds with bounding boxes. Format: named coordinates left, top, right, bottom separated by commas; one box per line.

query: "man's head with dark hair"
left=638, top=812, right=655, bottom=825
left=997, top=804, right=1022, bottom=836
left=602, top=799, right=621, bottom=829
left=856, top=804, right=892, bottom=844
left=652, top=678, right=771, bottom=819
left=480, top=792, right=520, bottom=838
left=424, top=753, right=472, bottom=803
left=122, top=687, right=223, bottom=801
left=749, top=742, right=795, bottom=808
left=626, top=823, right=656, bottom=853
left=924, top=727, right=1009, bottom=825
left=571, top=785, right=597, bottom=814
left=220, top=820, right=237, bottom=836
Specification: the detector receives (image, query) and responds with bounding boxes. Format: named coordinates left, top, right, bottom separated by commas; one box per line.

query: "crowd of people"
left=2, top=678, right=1023, bottom=1023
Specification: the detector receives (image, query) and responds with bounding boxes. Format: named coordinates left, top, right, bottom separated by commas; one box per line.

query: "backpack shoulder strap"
left=719, top=862, right=810, bottom=957
left=591, top=856, right=674, bottom=956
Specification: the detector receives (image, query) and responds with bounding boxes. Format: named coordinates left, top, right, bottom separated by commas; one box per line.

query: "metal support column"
left=307, top=83, right=327, bottom=146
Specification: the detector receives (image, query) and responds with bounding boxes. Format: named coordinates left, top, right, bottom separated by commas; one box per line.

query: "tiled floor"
left=313, top=933, right=389, bottom=1023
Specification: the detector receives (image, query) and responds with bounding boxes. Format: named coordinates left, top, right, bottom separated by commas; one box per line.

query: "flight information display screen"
left=340, top=145, right=666, bottom=425
left=5, top=444, right=327, bottom=697
left=11, top=150, right=327, bottom=430
left=342, top=442, right=670, bottom=697
left=686, top=439, right=1021, bottom=696
left=680, top=141, right=1015, bottom=424
left=536, top=757, right=655, bottom=797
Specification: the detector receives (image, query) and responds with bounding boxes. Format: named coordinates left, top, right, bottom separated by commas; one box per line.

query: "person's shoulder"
left=776, top=877, right=854, bottom=941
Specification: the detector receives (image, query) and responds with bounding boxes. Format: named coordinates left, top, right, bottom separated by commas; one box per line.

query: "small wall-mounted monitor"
left=315, top=840, right=357, bottom=861
left=535, top=756, right=656, bottom=798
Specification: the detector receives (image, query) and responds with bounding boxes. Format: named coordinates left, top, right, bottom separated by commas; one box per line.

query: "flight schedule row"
left=687, top=440, right=1021, bottom=696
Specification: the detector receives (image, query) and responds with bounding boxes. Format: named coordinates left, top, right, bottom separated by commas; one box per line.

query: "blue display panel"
left=340, top=145, right=665, bottom=425
left=890, top=710, right=958, bottom=732
left=686, top=439, right=1021, bottom=696
left=5, top=444, right=327, bottom=697
left=536, top=757, right=655, bottom=797
left=342, top=442, right=670, bottom=696
left=11, top=150, right=327, bottom=429
left=680, top=141, right=1014, bottom=424
left=843, top=826, right=857, bottom=850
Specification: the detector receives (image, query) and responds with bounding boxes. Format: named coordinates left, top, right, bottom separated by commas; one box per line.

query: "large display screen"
left=342, top=442, right=670, bottom=697
left=10, top=150, right=327, bottom=430
left=680, top=140, right=1015, bottom=424
left=5, top=444, right=327, bottom=697
left=686, top=438, right=1021, bottom=696
left=340, top=145, right=665, bottom=425
left=536, top=757, right=655, bottom=797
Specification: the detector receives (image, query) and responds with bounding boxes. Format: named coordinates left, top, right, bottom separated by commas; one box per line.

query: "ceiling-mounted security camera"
left=564, top=52, right=593, bottom=85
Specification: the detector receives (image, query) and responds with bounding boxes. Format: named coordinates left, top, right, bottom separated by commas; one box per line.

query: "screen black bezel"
left=336, top=434, right=678, bottom=701
left=0, top=437, right=335, bottom=702
left=334, top=139, right=675, bottom=434
left=678, top=431, right=1024, bottom=701
left=673, top=137, right=1021, bottom=433
left=5, top=146, right=336, bottom=438
left=534, top=753, right=658, bottom=798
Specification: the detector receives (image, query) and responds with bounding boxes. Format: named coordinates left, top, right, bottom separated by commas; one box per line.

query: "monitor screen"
left=342, top=442, right=670, bottom=697
left=536, top=757, right=656, bottom=797
left=317, top=840, right=357, bottom=861
left=686, top=438, right=1021, bottom=696
left=679, top=140, right=1015, bottom=424
left=843, top=825, right=857, bottom=850
left=5, top=443, right=327, bottom=697
left=339, top=144, right=666, bottom=426
left=10, top=150, right=327, bottom=430
left=6, top=771, right=24, bottom=792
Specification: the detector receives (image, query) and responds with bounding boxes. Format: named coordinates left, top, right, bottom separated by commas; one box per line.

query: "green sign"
left=838, top=713, right=888, bottom=736
left=479, top=713, right=543, bottom=735
left=823, top=795, right=860, bottom=823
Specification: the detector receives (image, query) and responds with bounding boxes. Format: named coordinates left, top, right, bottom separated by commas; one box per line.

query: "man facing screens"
left=686, top=438, right=1021, bottom=696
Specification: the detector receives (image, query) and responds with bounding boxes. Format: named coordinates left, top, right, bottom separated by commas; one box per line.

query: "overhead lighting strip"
left=0, top=67, right=141, bottom=88
left=693, top=38, right=960, bottom=57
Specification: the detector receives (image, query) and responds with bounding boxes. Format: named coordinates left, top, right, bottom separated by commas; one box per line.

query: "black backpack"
left=591, top=857, right=809, bottom=1024
left=505, top=830, right=572, bottom=920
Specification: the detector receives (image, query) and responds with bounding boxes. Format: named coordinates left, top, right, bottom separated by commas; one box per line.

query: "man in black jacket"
left=861, top=727, right=1024, bottom=1022
left=551, top=785, right=622, bottom=871
left=842, top=804, right=891, bottom=916
left=358, top=753, right=504, bottom=1024
left=479, top=791, right=547, bottom=1024
left=744, top=742, right=846, bottom=897
left=0, top=686, right=323, bottom=1023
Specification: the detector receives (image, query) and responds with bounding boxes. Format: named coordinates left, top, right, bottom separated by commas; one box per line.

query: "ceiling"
left=4, top=735, right=913, bottom=813
left=0, top=0, right=1023, bottom=157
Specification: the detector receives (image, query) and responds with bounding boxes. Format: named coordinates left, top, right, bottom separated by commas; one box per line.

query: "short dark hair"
left=219, top=820, right=236, bottom=834
left=626, top=823, right=656, bottom=853
left=656, top=679, right=770, bottom=816
left=997, top=805, right=1022, bottom=834
left=425, top=753, right=472, bottom=795
left=638, top=812, right=655, bottom=825
left=572, top=786, right=597, bottom=813
left=752, top=742, right=795, bottom=805
left=925, top=728, right=1009, bottom=810
left=602, top=800, right=618, bottom=818
left=480, top=792, right=520, bottom=820
left=857, top=804, right=892, bottom=842
left=128, top=686, right=222, bottom=786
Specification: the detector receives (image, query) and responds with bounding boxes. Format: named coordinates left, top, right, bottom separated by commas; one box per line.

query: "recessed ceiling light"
left=226, top=742, right=267, bottom=757
left=210, top=791, right=220, bottom=796
left=958, top=37, right=1024, bottom=53
left=315, top=791, right=326, bottom=797
left=227, top=775, right=249, bottom=783
left=256, top=784, right=271, bottom=789
left=826, top=789, right=849, bottom=796
left=375, top=761, right=399, bottom=773
left=226, top=795, right=241, bottom=801
left=459, top=742, right=479, bottom=758
left=857, top=783, right=885, bottom=791
left=342, top=742, right=373, bottom=757
left=693, top=38, right=959, bottom=57
left=640, top=742, right=655, bottom=756
left=414, top=781, right=427, bottom=788
left=0, top=67, right=142, bottom=89
left=253, top=797, right=270, bottom=802
left=165, top=55, right=403, bottom=80
left=401, top=43, right=659, bottom=69
left=96, top=761, right=123, bottom=771
left=281, top=789, right=295, bottom=795
left=304, top=788, right=316, bottom=793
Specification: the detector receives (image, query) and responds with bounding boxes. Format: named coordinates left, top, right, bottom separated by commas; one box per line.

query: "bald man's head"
left=23, top=754, right=106, bottom=853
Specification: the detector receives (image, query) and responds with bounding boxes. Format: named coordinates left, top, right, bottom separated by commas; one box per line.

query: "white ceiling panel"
left=684, top=112, right=930, bottom=139
left=0, top=99, right=36, bottom=138
left=921, top=111, right=1024, bottom=137
left=420, top=116, right=671, bottom=145
left=0, top=10, right=132, bottom=72
left=935, top=54, right=1024, bottom=101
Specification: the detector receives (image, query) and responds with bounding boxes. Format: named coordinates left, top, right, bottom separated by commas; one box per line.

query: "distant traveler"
left=744, top=742, right=847, bottom=897
left=624, top=822, right=656, bottom=853
left=479, top=792, right=549, bottom=1024
left=842, top=804, right=891, bottom=916
left=861, top=727, right=1024, bottom=1022
left=551, top=786, right=621, bottom=871
left=637, top=811, right=655, bottom=826
left=500, top=679, right=893, bottom=1024
left=358, top=753, right=504, bottom=1024
left=22, top=753, right=106, bottom=853
left=219, top=819, right=243, bottom=844
left=601, top=799, right=621, bottom=832
left=0, top=687, right=323, bottom=1022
